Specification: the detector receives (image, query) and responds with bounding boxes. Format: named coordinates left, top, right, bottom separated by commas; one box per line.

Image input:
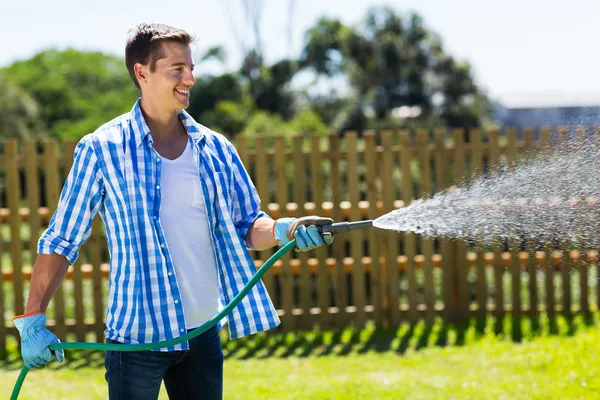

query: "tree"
left=188, top=73, right=244, bottom=122
left=301, top=6, right=490, bottom=130
left=198, top=97, right=255, bottom=136
left=0, top=73, right=46, bottom=139
left=2, top=49, right=139, bottom=140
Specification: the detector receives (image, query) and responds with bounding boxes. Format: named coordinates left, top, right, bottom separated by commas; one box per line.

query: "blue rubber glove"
left=273, top=217, right=334, bottom=251
left=14, top=313, right=64, bottom=369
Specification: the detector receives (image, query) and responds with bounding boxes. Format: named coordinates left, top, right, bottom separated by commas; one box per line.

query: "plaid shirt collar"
left=130, top=98, right=206, bottom=148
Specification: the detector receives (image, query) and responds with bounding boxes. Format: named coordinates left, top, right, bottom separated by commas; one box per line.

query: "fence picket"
left=364, top=132, right=382, bottom=326
left=452, top=128, right=468, bottom=322
left=399, top=131, right=417, bottom=322
left=292, top=136, right=311, bottom=329
left=23, top=140, right=40, bottom=260
left=310, top=135, right=329, bottom=327
left=470, top=129, right=487, bottom=320
left=417, top=130, right=435, bottom=323
left=346, top=132, right=365, bottom=327
left=381, top=131, right=399, bottom=326
left=505, top=129, right=522, bottom=331
left=434, top=128, right=453, bottom=321
left=6, top=141, right=25, bottom=318
left=488, top=129, right=504, bottom=318
left=274, top=136, right=294, bottom=329
left=42, top=140, right=67, bottom=340
left=329, top=134, right=347, bottom=326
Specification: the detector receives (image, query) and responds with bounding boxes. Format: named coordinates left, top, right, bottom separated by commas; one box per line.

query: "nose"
left=184, top=68, right=196, bottom=86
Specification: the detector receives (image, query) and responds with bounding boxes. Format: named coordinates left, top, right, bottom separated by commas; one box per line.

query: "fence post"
left=23, top=140, right=40, bottom=260
left=6, top=140, right=25, bottom=319
left=575, top=127, right=589, bottom=319
left=346, top=132, right=366, bottom=328
left=274, top=136, right=294, bottom=330
left=417, top=130, right=435, bottom=324
left=291, top=135, right=311, bottom=329
left=381, top=131, right=399, bottom=327
left=399, top=131, right=417, bottom=322
left=328, top=133, right=346, bottom=327
left=434, top=128, right=454, bottom=323
left=504, top=128, right=522, bottom=337
left=452, top=128, right=468, bottom=323
left=470, top=129, right=486, bottom=324
left=310, top=134, right=329, bottom=327
left=487, top=129, right=505, bottom=322
left=523, top=128, right=538, bottom=323
left=364, top=132, right=383, bottom=327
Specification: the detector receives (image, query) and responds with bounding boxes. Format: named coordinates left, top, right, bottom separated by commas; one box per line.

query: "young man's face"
left=139, top=41, right=196, bottom=111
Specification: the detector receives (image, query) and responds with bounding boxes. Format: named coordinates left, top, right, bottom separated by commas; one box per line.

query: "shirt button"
left=156, top=157, right=160, bottom=162
left=168, top=272, right=172, bottom=276
left=174, top=300, right=179, bottom=304
left=161, top=244, right=165, bottom=248
left=156, top=185, right=160, bottom=190
left=153, top=216, right=158, bottom=220
left=180, top=329, right=185, bottom=333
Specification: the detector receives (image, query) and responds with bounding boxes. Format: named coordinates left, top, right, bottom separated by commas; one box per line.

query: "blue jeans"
left=104, top=326, right=223, bottom=400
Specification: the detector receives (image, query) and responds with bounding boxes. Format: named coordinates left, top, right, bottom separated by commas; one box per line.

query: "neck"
left=140, top=96, right=184, bottom=142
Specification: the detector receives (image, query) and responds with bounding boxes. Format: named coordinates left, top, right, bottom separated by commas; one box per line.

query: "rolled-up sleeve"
left=38, top=137, right=104, bottom=264
left=226, top=141, right=269, bottom=247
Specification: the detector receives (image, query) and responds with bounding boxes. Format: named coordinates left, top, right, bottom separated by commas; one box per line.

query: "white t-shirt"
left=158, top=140, right=219, bottom=329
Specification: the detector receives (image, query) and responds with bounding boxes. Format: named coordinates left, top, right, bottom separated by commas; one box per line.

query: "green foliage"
left=187, top=73, right=243, bottom=121
left=2, top=49, right=139, bottom=140
left=239, top=108, right=328, bottom=144
left=0, top=73, right=46, bottom=139
left=199, top=97, right=255, bottom=136
left=241, top=111, right=289, bottom=137
left=287, top=108, right=328, bottom=135
left=242, top=57, right=298, bottom=119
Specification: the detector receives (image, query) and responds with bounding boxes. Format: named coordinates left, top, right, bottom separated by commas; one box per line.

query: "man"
left=14, top=23, right=333, bottom=400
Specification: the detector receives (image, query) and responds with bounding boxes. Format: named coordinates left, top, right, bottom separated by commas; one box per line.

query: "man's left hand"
left=273, top=217, right=334, bottom=251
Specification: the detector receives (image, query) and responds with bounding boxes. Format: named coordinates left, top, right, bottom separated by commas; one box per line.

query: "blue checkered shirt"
left=38, top=99, right=280, bottom=350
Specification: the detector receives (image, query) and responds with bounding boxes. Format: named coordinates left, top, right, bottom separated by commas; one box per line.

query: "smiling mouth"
left=174, top=89, right=190, bottom=97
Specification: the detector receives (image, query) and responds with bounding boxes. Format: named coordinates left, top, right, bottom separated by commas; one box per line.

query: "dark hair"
left=125, top=23, right=194, bottom=89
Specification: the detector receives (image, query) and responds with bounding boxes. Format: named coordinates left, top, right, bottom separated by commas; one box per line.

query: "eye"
left=175, top=67, right=183, bottom=72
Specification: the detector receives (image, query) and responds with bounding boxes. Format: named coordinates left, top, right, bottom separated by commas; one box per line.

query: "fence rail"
left=0, top=126, right=598, bottom=354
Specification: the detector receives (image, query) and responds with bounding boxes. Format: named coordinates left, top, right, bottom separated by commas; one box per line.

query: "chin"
left=174, top=98, right=189, bottom=110
left=171, top=102, right=188, bottom=112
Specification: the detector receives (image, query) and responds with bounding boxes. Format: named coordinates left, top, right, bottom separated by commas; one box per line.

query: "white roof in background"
left=496, top=93, right=600, bottom=109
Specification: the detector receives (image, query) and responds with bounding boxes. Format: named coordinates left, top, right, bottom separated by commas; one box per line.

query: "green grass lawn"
left=2, top=315, right=600, bottom=399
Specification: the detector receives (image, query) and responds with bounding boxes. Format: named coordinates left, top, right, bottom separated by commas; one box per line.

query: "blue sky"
left=2, top=0, right=599, bottom=106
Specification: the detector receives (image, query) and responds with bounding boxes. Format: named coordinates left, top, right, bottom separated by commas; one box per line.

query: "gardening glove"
left=14, top=312, right=64, bottom=369
left=273, top=216, right=335, bottom=251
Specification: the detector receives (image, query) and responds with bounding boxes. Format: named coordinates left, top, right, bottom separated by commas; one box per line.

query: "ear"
left=134, top=63, right=147, bottom=84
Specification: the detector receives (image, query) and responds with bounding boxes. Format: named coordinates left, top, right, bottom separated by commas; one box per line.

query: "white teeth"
left=175, top=89, right=189, bottom=95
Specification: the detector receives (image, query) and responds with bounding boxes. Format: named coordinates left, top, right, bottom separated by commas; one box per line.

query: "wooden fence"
left=0, top=126, right=598, bottom=353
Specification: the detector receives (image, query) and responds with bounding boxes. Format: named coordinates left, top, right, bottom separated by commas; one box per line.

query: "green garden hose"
left=11, top=240, right=298, bottom=400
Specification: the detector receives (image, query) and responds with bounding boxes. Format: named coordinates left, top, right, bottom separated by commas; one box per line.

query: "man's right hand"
left=13, top=312, right=64, bottom=369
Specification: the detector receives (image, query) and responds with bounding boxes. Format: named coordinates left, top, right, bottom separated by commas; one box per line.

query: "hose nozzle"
left=320, top=220, right=373, bottom=235
left=284, top=217, right=374, bottom=240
